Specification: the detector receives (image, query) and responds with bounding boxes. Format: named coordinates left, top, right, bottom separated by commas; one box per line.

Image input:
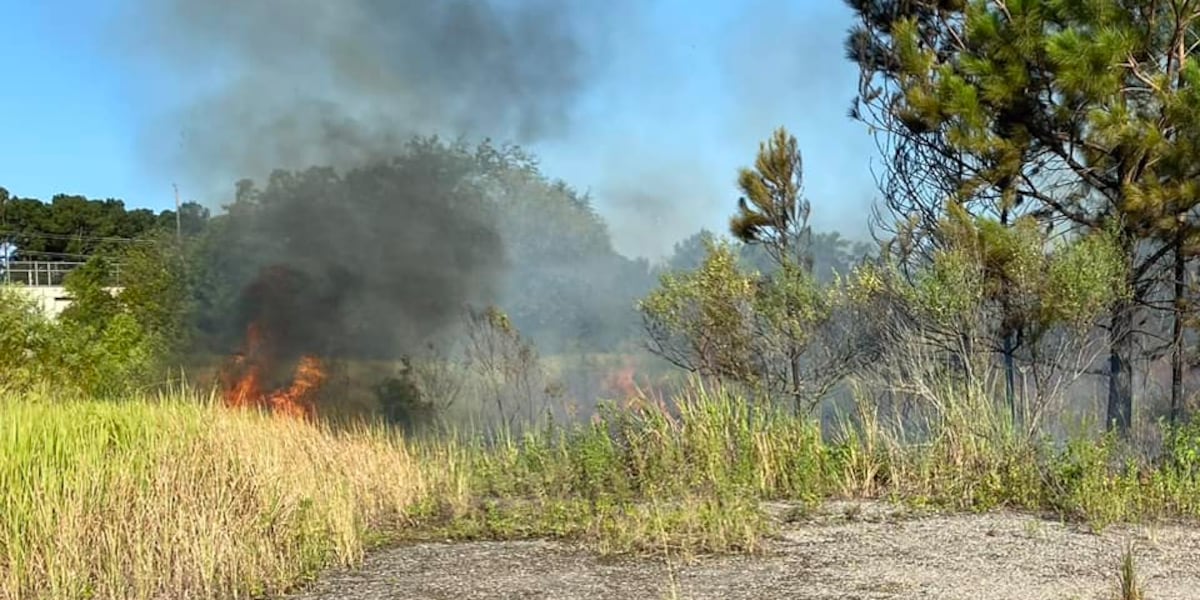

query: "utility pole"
left=173, top=183, right=183, bottom=245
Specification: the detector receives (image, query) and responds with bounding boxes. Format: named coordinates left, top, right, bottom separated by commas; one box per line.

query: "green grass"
left=4, top=379, right=1200, bottom=599
left=1116, top=542, right=1144, bottom=600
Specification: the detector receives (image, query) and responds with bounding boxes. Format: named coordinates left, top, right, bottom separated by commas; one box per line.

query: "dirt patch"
left=288, top=501, right=1200, bottom=599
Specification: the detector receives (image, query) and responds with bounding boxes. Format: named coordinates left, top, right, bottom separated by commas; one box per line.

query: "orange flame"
left=219, top=322, right=325, bottom=420
left=601, top=357, right=641, bottom=401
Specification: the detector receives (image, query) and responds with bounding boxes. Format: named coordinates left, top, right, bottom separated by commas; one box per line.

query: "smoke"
left=521, top=0, right=876, bottom=262
left=218, top=147, right=507, bottom=365
left=109, top=0, right=874, bottom=367
left=112, top=0, right=630, bottom=362
left=125, top=0, right=616, bottom=199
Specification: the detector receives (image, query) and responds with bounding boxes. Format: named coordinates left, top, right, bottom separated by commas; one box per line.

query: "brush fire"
left=219, top=323, right=327, bottom=420
left=218, top=265, right=334, bottom=420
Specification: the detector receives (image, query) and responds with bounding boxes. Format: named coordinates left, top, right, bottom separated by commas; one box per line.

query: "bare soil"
left=289, top=501, right=1200, bottom=599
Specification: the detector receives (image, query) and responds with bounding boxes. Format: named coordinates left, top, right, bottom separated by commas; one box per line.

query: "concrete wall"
left=3, top=285, right=124, bottom=319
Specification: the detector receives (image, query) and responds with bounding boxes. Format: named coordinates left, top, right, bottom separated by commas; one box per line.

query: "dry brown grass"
left=0, top=390, right=459, bottom=600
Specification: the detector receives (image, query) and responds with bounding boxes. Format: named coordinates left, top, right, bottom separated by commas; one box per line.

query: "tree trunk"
left=999, top=208, right=1017, bottom=426
left=1172, top=240, right=1185, bottom=424
left=1107, top=294, right=1134, bottom=435
left=1003, top=332, right=1017, bottom=426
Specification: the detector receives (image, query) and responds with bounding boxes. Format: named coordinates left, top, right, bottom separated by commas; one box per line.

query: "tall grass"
left=5, top=379, right=1200, bottom=599
left=833, top=376, right=1200, bottom=527
left=427, top=383, right=831, bottom=554
left=0, top=389, right=448, bottom=600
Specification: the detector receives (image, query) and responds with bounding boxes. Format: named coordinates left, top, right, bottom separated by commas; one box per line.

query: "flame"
left=601, top=357, right=641, bottom=401
left=265, top=355, right=325, bottom=420
left=219, top=322, right=325, bottom=420
left=604, top=365, right=639, bottom=399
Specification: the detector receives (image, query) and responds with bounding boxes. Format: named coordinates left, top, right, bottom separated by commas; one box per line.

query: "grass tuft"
left=1116, top=542, right=1144, bottom=600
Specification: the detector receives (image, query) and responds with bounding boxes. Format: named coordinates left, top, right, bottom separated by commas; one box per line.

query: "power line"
left=8, top=250, right=98, bottom=259
left=0, top=230, right=159, bottom=245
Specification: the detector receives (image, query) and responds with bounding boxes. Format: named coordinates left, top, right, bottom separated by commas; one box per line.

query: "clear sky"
left=0, top=0, right=880, bottom=259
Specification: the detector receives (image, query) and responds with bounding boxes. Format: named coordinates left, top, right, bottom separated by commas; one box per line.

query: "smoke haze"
left=115, top=0, right=873, bottom=259
left=219, top=152, right=507, bottom=366
left=115, top=0, right=631, bottom=360
left=107, top=0, right=876, bottom=368
left=127, top=0, right=619, bottom=200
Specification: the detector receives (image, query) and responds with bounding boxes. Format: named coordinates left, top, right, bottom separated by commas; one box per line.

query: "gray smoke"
left=125, top=0, right=615, bottom=199
left=220, top=150, right=507, bottom=368
left=109, top=0, right=630, bottom=362
left=108, top=0, right=875, bottom=363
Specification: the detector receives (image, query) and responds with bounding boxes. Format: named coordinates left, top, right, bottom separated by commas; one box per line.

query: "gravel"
left=288, top=501, right=1200, bottom=599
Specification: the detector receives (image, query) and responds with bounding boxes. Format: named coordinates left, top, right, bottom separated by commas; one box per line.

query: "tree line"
left=0, top=188, right=209, bottom=260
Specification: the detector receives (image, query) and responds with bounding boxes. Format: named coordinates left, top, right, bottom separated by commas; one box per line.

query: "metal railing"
left=0, top=260, right=122, bottom=287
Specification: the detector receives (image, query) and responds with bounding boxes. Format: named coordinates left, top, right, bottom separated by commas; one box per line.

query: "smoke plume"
left=110, top=0, right=874, bottom=368
left=126, top=0, right=615, bottom=199
left=115, top=0, right=625, bottom=361
left=219, top=152, right=508, bottom=366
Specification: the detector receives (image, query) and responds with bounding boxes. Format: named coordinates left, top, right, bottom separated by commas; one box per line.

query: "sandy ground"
left=288, top=501, right=1200, bottom=600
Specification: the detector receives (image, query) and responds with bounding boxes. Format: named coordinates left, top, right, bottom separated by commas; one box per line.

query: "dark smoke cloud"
left=110, top=0, right=629, bottom=361
left=125, top=0, right=616, bottom=199
left=219, top=147, right=507, bottom=365
left=109, top=0, right=872, bottom=366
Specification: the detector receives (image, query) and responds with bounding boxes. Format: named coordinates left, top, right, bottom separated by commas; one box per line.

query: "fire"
left=602, top=362, right=640, bottom=401
left=219, top=322, right=326, bottom=420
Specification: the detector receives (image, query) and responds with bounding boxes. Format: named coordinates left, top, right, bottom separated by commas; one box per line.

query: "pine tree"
left=730, top=127, right=817, bottom=413
left=847, top=0, right=1200, bottom=434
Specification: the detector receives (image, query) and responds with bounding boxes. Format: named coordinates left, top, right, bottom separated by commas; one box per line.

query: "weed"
left=1116, top=542, right=1144, bottom=600
left=1023, top=518, right=1043, bottom=539
left=843, top=503, right=863, bottom=521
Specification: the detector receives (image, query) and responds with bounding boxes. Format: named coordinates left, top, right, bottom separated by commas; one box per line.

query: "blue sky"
left=0, top=0, right=879, bottom=259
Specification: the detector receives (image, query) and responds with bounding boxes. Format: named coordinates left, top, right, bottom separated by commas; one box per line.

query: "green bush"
left=0, top=256, right=161, bottom=398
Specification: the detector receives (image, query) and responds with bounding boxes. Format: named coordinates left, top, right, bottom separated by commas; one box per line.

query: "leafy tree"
left=114, top=232, right=194, bottom=363
left=663, top=229, right=719, bottom=273
left=0, top=256, right=161, bottom=398
left=882, top=204, right=1130, bottom=433
left=642, top=128, right=882, bottom=414
left=374, top=358, right=439, bottom=433
left=665, top=228, right=873, bottom=284
left=0, top=187, right=207, bottom=262
left=0, top=287, right=55, bottom=391
left=59, top=257, right=121, bottom=326
left=847, top=0, right=1200, bottom=433
left=640, top=237, right=761, bottom=385
left=56, top=257, right=159, bottom=396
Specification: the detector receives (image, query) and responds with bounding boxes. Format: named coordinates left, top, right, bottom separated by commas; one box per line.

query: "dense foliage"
left=0, top=187, right=206, bottom=260
left=846, top=0, right=1200, bottom=433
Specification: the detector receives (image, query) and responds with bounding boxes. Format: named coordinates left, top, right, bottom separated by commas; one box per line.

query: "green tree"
left=640, top=237, right=761, bottom=385
left=886, top=204, right=1129, bottom=433
left=114, top=232, right=194, bottom=364
left=729, top=127, right=821, bottom=413
left=730, top=127, right=813, bottom=271
left=0, top=287, right=55, bottom=391
left=59, top=257, right=121, bottom=326
left=847, top=0, right=1200, bottom=433
left=642, top=128, right=882, bottom=414
left=0, top=190, right=205, bottom=262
